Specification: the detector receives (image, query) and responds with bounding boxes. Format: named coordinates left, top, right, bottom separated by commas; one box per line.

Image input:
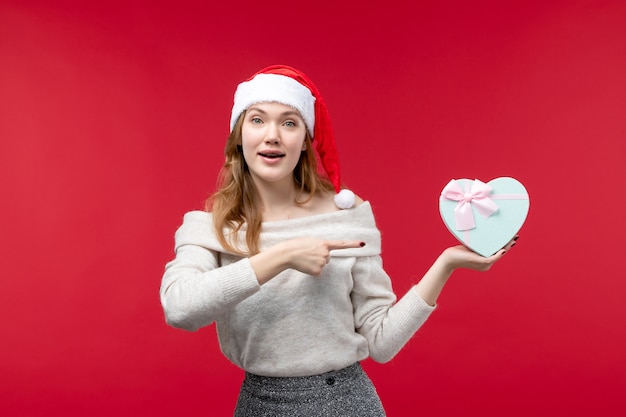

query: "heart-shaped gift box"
left=439, top=177, right=530, bottom=257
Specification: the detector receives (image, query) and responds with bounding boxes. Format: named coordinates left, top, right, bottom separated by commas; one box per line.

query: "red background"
left=1, top=1, right=625, bottom=416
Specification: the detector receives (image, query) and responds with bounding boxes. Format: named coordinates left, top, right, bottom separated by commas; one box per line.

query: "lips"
left=258, top=150, right=285, bottom=159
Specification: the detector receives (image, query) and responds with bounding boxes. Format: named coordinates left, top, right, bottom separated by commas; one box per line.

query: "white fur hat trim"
left=230, top=73, right=316, bottom=136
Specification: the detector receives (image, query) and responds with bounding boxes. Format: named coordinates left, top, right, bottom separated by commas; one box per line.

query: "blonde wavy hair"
left=206, top=112, right=334, bottom=256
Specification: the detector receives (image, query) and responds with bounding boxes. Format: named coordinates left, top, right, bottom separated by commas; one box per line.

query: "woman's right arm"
left=160, top=244, right=260, bottom=331
left=249, top=238, right=364, bottom=284
left=161, top=237, right=364, bottom=331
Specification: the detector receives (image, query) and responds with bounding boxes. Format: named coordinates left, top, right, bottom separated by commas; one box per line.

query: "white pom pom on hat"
left=334, top=189, right=356, bottom=210
left=230, top=65, right=355, bottom=209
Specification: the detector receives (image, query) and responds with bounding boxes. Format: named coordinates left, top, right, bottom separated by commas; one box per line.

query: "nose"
left=264, top=122, right=280, bottom=143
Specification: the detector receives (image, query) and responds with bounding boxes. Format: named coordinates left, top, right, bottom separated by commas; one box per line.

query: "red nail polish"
left=360, top=242, right=366, bottom=247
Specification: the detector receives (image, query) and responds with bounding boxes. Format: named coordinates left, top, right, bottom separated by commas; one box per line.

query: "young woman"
left=160, top=65, right=515, bottom=416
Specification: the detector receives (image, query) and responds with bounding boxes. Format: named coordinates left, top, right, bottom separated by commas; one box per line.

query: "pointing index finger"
left=326, top=240, right=366, bottom=251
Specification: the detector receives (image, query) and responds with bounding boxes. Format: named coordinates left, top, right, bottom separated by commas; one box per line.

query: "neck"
left=254, top=178, right=303, bottom=218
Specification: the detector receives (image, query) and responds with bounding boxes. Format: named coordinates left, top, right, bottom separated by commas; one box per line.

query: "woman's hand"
left=440, top=236, right=518, bottom=273
left=250, top=237, right=364, bottom=284
left=415, top=236, right=518, bottom=306
left=282, top=237, right=365, bottom=276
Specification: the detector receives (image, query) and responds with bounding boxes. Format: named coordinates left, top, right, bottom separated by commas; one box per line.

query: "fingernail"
left=360, top=242, right=366, bottom=247
left=514, top=235, right=519, bottom=241
left=511, top=242, right=516, bottom=247
left=502, top=250, right=507, bottom=255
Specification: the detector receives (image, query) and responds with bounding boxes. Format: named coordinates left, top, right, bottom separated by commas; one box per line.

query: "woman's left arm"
left=352, top=240, right=516, bottom=363
left=351, top=255, right=435, bottom=363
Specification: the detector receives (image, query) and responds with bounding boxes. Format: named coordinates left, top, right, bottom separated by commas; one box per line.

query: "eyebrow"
left=247, top=106, right=301, bottom=117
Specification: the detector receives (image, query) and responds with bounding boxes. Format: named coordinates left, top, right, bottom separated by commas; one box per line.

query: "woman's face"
left=240, top=102, right=307, bottom=189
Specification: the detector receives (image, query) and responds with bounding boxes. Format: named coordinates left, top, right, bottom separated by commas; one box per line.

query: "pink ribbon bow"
left=441, top=179, right=499, bottom=231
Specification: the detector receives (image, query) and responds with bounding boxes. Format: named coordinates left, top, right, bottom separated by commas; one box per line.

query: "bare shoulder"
left=310, top=191, right=341, bottom=214
left=313, top=190, right=366, bottom=212
left=292, top=190, right=367, bottom=219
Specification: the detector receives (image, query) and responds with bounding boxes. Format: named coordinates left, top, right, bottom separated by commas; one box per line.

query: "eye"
left=250, top=117, right=263, bottom=124
left=283, top=120, right=296, bottom=127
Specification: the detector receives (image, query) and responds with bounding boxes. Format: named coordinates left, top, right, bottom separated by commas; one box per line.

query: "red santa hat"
left=230, top=65, right=355, bottom=209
